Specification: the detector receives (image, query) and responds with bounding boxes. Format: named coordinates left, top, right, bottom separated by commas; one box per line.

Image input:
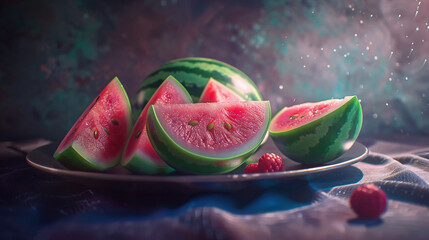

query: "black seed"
left=104, top=128, right=110, bottom=135
left=93, top=128, right=99, bottom=139
left=224, top=121, right=231, bottom=130
left=300, top=115, right=305, bottom=118
left=135, top=129, right=142, bottom=138
left=207, top=122, right=214, bottom=130
left=289, top=114, right=299, bottom=119
left=188, top=120, right=198, bottom=126
left=111, top=119, right=119, bottom=125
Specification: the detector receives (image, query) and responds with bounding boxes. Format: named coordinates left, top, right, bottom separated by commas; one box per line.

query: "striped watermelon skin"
left=135, top=58, right=262, bottom=114
left=269, top=96, right=363, bottom=164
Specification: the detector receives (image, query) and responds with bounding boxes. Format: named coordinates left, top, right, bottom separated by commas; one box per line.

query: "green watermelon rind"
left=121, top=75, right=192, bottom=174
left=146, top=101, right=271, bottom=174
left=123, top=154, right=174, bottom=174
left=54, top=144, right=119, bottom=171
left=54, top=77, right=132, bottom=171
left=135, top=57, right=263, bottom=113
left=269, top=96, right=363, bottom=165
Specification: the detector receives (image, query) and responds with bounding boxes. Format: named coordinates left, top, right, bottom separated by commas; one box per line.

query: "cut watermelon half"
left=122, top=76, right=192, bottom=174
left=269, top=96, right=363, bottom=164
left=199, top=78, right=244, bottom=103
left=54, top=77, right=132, bottom=171
left=146, top=101, right=271, bottom=174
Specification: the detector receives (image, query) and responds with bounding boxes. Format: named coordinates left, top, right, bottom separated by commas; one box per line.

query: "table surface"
left=1, top=136, right=429, bottom=240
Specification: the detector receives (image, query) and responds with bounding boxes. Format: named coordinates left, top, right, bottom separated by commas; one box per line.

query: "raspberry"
left=244, top=163, right=259, bottom=174
left=258, top=153, right=284, bottom=173
left=349, top=184, right=387, bottom=219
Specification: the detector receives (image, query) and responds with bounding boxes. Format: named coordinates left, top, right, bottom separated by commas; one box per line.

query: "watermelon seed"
left=289, top=114, right=299, bottom=119
left=300, top=115, right=305, bottom=118
left=188, top=120, right=198, bottom=126
left=314, top=110, right=319, bottom=114
left=207, top=122, right=214, bottom=130
left=104, top=128, right=110, bottom=135
left=135, top=129, right=142, bottom=138
left=224, top=121, right=232, bottom=130
left=93, top=128, right=99, bottom=139
left=111, top=119, right=119, bottom=125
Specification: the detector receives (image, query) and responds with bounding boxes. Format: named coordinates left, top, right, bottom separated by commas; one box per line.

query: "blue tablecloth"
left=1, top=137, right=428, bottom=240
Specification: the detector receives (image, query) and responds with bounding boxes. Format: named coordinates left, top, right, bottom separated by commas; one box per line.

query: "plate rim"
left=26, top=142, right=369, bottom=183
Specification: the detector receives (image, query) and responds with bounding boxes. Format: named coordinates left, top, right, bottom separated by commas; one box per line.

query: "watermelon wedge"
left=269, top=96, right=363, bottom=164
left=146, top=101, right=271, bottom=174
left=199, top=78, right=244, bottom=103
left=54, top=77, right=132, bottom=171
left=122, top=76, right=192, bottom=174
left=199, top=78, right=270, bottom=147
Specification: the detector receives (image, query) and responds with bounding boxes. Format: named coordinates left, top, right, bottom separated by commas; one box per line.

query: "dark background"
left=1, top=0, right=428, bottom=141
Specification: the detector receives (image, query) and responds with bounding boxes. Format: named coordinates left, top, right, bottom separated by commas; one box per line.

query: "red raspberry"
left=244, top=163, right=259, bottom=174
left=349, top=184, right=387, bottom=219
left=258, top=153, right=284, bottom=173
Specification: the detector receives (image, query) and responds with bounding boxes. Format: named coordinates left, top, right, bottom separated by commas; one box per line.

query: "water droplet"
left=374, top=56, right=378, bottom=60
left=405, top=76, right=409, bottom=81
left=360, top=84, right=364, bottom=89
left=326, top=64, right=331, bottom=68
left=354, top=33, right=358, bottom=37
left=386, top=103, right=389, bottom=107
left=416, top=27, right=420, bottom=31
left=279, top=85, right=283, bottom=90
left=366, top=46, right=370, bottom=51
left=372, top=113, right=378, bottom=119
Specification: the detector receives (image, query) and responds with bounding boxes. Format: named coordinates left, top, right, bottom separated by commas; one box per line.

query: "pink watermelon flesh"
left=123, top=76, right=191, bottom=165
left=270, top=97, right=351, bottom=132
left=56, top=78, right=131, bottom=165
left=154, top=101, right=269, bottom=158
left=199, top=78, right=244, bottom=103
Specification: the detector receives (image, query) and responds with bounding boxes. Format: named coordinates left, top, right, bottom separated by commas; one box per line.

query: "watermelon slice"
left=269, top=96, right=363, bottom=164
left=122, top=76, right=192, bottom=174
left=199, top=78, right=269, bottom=147
left=199, top=78, right=244, bottom=103
left=54, top=77, right=132, bottom=171
left=146, top=101, right=271, bottom=174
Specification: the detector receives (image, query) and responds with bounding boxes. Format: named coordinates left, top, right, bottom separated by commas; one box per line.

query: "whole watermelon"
left=134, top=57, right=262, bottom=114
